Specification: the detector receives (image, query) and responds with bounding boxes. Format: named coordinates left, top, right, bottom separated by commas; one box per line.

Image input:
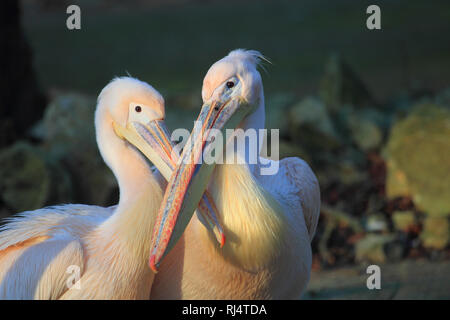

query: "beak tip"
left=220, top=233, right=226, bottom=248
left=149, top=255, right=159, bottom=273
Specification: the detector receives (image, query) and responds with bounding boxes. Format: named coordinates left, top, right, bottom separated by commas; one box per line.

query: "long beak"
left=149, top=88, right=250, bottom=272
left=113, top=120, right=173, bottom=179
left=112, top=119, right=226, bottom=248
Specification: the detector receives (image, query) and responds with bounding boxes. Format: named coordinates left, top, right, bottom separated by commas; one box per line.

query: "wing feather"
left=260, top=157, right=320, bottom=241
left=280, top=157, right=321, bottom=241
left=0, top=204, right=113, bottom=299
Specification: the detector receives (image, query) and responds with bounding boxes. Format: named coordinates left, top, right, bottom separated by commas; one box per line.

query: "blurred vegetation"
left=0, top=0, right=449, bottom=272
left=21, top=0, right=450, bottom=99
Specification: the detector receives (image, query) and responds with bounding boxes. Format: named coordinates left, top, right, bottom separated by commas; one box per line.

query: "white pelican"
left=0, top=77, right=223, bottom=299
left=147, top=49, right=321, bottom=299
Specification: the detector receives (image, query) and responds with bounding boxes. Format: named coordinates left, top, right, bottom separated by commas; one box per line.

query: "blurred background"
left=0, top=0, right=449, bottom=299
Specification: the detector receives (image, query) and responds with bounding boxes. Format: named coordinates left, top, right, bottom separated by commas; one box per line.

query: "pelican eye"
left=135, top=106, right=142, bottom=112
left=226, top=81, right=234, bottom=89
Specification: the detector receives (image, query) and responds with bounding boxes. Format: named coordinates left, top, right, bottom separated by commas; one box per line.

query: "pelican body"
left=0, top=77, right=223, bottom=299
left=144, top=50, right=321, bottom=299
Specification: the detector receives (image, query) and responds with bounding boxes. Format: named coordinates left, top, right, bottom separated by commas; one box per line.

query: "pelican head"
left=149, top=49, right=268, bottom=270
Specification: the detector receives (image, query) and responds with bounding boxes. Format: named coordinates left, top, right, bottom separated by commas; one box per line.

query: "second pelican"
left=0, top=77, right=222, bottom=299
left=147, top=50, right=321, bottom=299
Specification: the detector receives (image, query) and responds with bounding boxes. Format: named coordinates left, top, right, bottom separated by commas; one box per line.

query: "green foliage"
left=385, top=103, right=450, bottom=217
left=0, top=142, right=49, bottom=212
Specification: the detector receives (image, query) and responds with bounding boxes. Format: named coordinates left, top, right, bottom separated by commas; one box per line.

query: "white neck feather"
left=92, top=110, right=163, bottom=266
left=234, top=89, right=265, bottom=175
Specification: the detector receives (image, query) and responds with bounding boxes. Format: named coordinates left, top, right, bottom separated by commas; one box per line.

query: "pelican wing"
left=0, top=204, right=112, bottom=250
left=280, top=157, right=321, bottom=241
left=261, top=157, right=320, bottom=242
left=0, top=204, right=113, bottom=299
left=0, top=234, right=84, bottom=299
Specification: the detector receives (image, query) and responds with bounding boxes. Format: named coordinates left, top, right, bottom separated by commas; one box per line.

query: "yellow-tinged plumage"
left=149, top=50, right=320, bottom=299
left=208, top=163, right=287, bottom=272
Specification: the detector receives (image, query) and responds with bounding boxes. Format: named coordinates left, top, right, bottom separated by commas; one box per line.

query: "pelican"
left=0, top=77, right=223, bottom=299
left=146, top=49, right=321, bottom=299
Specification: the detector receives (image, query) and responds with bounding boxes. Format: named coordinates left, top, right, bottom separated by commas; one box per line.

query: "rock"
left=355, top=234, right=396, bottom=264
left=319, top=54, right=373, bottom=113
left=354, top=234, right=404, bottom=264
left=358, top=108, right=391, bottom=132
left=66, top=146, right=117, bottom=206
left=43, top=155, right=74, bottom=205
left=38, top=94, right=117, bottom=206
left=0, top=142, right=49, bottom=212
left=385, top=155, right=410, bottom=199
left=335, top=161, right=367, bottom=186
left=37, top=93, right=96, bottom=149
left=365, top=214, right=389, bottom=233
left=392, top=211, right=417, bottom=233
left=365, top=194, right=386, bottom=215
left=347, top=114, right=383, bottom=151
left=385, top=103, right=450, bottom=217
left=420, top=217, right=449, bottom=250
left=288, top=96, right=342, bottom=156
left=315, top=157, right=368, bottom=191
left=384, top=239, right=407, bottom=262
left=332, top=105, right=385, bottom=152
left=338, top=146, right=367, bottom=168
